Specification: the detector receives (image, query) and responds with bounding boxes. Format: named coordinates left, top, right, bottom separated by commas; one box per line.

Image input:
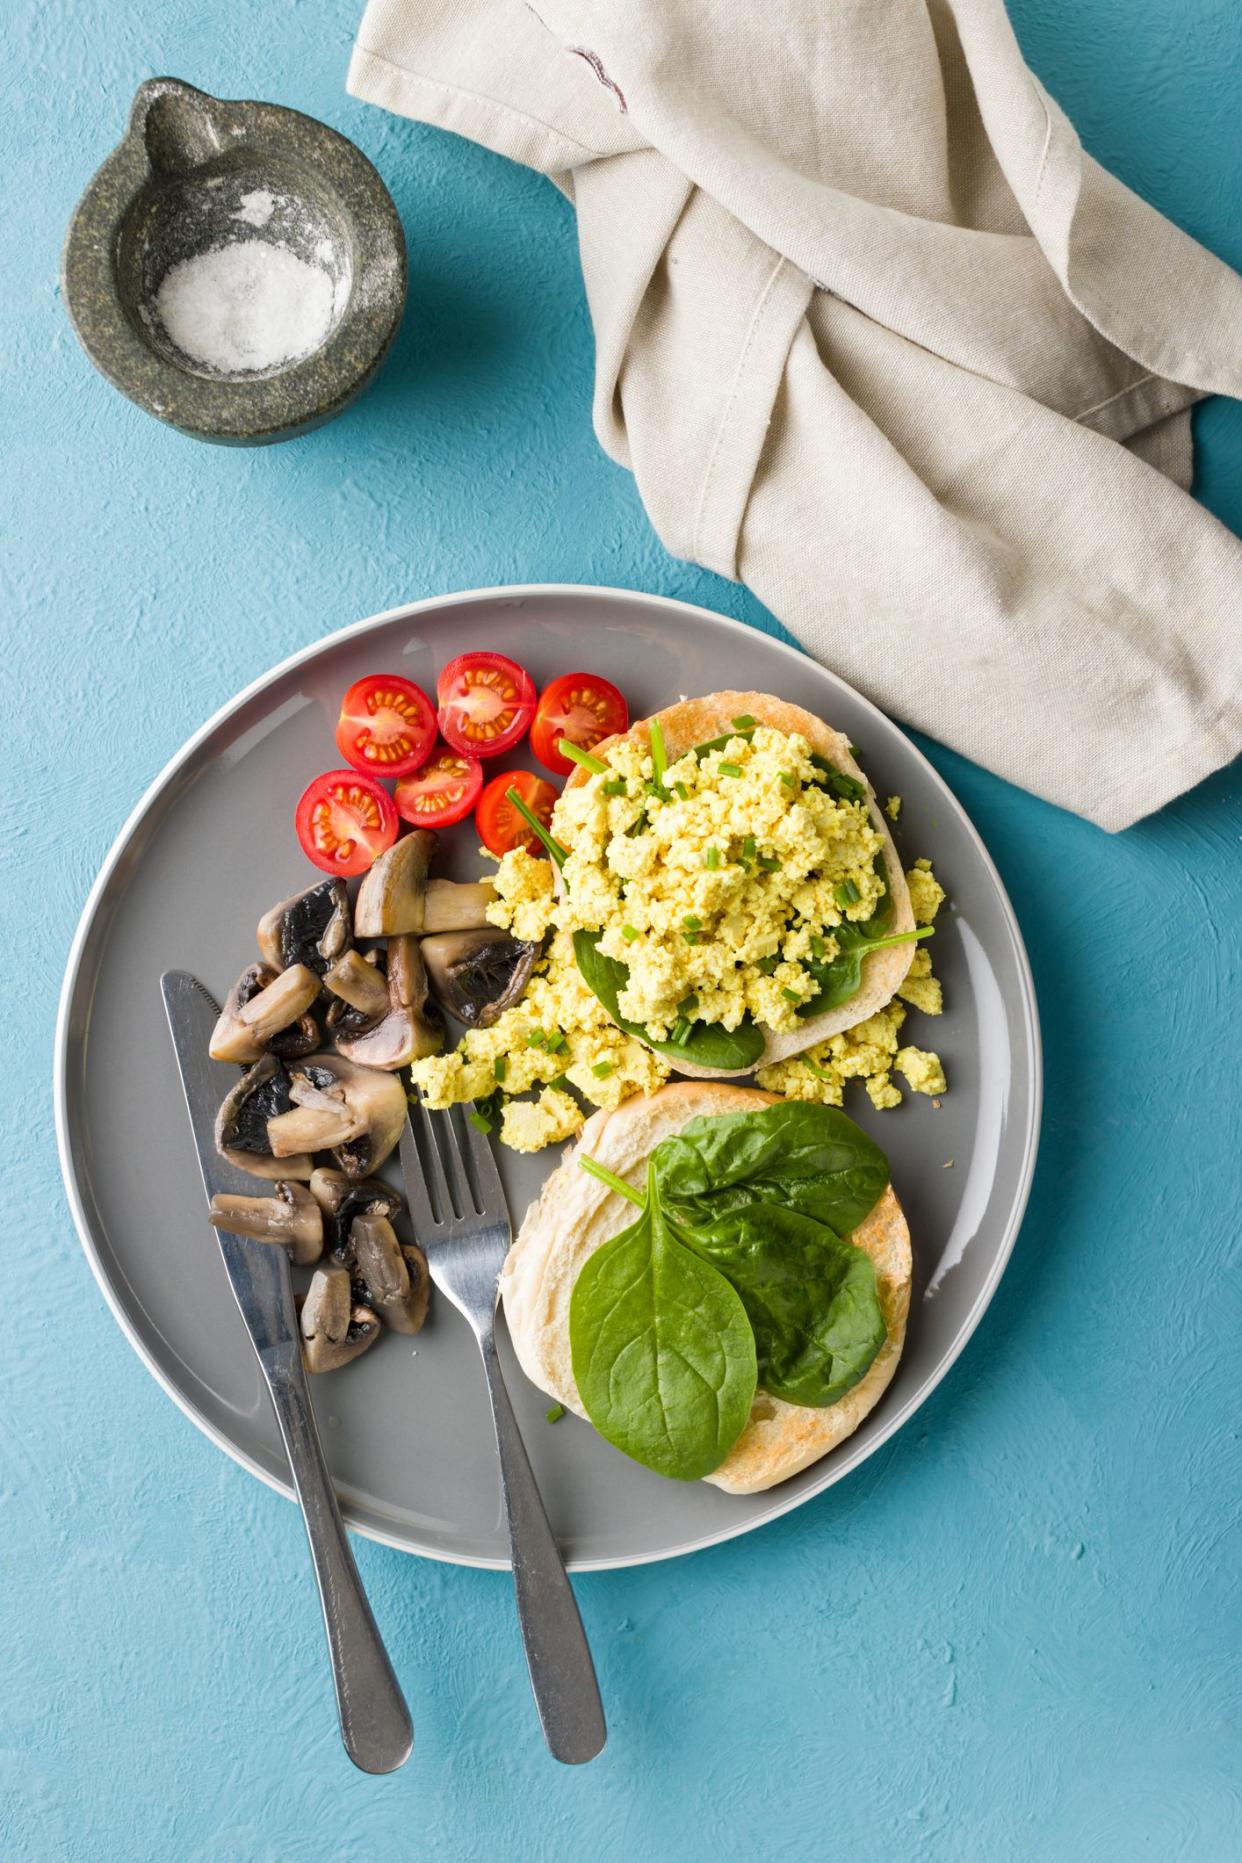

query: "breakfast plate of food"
left=56, top=584, right=1040, bottom=1568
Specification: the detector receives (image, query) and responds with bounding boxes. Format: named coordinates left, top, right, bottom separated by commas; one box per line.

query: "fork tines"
left=402, top=1097, right=507, bottom=1235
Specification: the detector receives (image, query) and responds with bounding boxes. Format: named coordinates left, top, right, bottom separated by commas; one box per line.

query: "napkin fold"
left=349, top=0, right=1242, bottom=827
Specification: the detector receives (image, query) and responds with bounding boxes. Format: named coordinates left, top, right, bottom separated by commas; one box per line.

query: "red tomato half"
left=476, top=770, right=559, bottom=858
left=335, top=674, right=437, bottom=778
left=394, top=745, right=483, bottom=827
left=530, top=672, right=629, bottom=776
left=295, top=769, right=398, bottom=877
left=437, top=651, right=536, bottom=758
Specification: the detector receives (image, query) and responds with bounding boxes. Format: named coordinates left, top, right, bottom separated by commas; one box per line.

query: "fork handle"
left=478, top=1336, right=606, bottom=1764
left=264, top=1346, right=414, bottom=1775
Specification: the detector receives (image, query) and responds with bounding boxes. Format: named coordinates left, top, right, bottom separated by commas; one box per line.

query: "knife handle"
left=263, top=1343, right=413, bottom=1774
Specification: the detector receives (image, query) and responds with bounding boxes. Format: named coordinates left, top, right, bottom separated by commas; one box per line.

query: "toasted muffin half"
left=499, top=1082, right=912, bottom=1494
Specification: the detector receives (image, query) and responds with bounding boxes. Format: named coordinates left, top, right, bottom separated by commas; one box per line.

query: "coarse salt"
left=154, top=238, right=337, bottom=375
left=231, top=188, right=279, bottom=228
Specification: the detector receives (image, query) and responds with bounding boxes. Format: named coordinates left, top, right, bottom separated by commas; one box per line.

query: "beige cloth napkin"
left=348, top=0, right=1242, bottom=828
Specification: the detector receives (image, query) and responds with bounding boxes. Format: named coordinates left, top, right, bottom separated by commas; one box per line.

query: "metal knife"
left=161, top=969, right=413, bottom=1776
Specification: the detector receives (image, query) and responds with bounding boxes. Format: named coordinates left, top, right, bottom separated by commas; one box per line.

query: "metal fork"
left=399, top=1100, right=606, bottom=1765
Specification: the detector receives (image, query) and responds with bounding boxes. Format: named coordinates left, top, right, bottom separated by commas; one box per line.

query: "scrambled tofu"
left=500, top=1087, right=584, bottom=1154
left=757, top=858, right=947, bottom=1111
left=553, top=725, right=887, bottom=1036
left=407, top=735, right=951, bottom=1149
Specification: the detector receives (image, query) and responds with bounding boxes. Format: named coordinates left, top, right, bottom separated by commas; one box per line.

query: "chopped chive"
left=677, top=993, right=699, bottom=1015
left=468, top=1108, right=493, bottom=1133
left=732, top=714, right=757, bottom=730
left=559, top=738, right=609, bottom=775
left=670, top=1018, right=691, bottom=1044
left=803, top=1056, right=836, bottom=1082
left=546, top=1403, right=566, bottom=1424
left=545, top=1032, right=566, bottom=1054
left=811, top=934, right=825, bottom=959
left=757, top=854, right=782, bottom=872
left=719, top=761, right=743, bottom=778
left=505, top=787, right=567, bottom=869
left=782, top=986, right=802, bottom=1004
left=649, top=717, right=669, bottom=795
left=591, top=1060, right=614, bottom=1078
left=603, top=776, right=627, bottom=796
left=682, top=929, right=698, bottom=946
left=622, top=925, right=639, bottom=943
left=779, top=772, right=796, bottom=789
left=743, top=835, right=757, bottom=862
left=848, top=744, right=860, bottom=758
left=493, top=1057, right=507, bottom=1082
left=834, top=885, right=851, bottom=911
left=704, top=846, right=721, bottom=869
left=683, top=914, right=701, bottom=931
left=626, top=813, right=648, bottom=837
left=579, top=1152, right=646, bottom=1206
left=527, top=1028, right=546, bottom=1047
left=674, top=780, right=689, bottom=800
left=843, top=878, right=861, bottom=904
left=758, top=955, right=780, bottom=975
left=548, top=1072, right=571, bottom=1091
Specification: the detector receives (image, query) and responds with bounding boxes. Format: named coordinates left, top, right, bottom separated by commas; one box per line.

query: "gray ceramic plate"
left=56, top=585, right=1040, bottom=1570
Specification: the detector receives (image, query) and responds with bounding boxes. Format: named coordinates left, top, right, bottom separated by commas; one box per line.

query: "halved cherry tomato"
left=334, top=674, right=437, bottom=778
left=295, top=769, right=398, bottom=877
left=530, top=672, right=629, bottom=776
left=476, top=770, right=559, bottom=858
left=394, top=744, right=483, bottom=827
left=437, top=651, right=536, bottom=759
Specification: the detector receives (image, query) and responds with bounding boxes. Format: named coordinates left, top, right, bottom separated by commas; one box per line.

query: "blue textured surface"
left=5, top=1, right=1241, bottom=1856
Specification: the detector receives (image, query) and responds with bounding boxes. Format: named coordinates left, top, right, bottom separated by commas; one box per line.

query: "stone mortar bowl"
left=62, top=78, right=407, bottom=445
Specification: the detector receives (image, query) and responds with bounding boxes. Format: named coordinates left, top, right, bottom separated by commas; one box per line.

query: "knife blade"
left=161, top=968, right=296, bottom=1359
left=160, top=968, right=413, bottom=1775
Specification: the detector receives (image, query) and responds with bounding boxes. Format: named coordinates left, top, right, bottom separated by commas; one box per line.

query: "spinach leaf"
left=569, top=1161, right=757, bottom=1480
left=652, top=1104, right=889, bottom=1407
left=680, top=1204, right=887, bottom=1407
left=572, top=930, right=765, bottom=1072
left=797, top=923, right=933, bottom=1017
left=654, top=1102, right=889, bottom=1238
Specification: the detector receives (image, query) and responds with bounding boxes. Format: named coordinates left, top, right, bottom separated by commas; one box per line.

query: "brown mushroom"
left=349, top=1213, right=430, bottom=1335
left=309, top=1168, right=405, bottom=1260
left=323, top=948, right=390, bottom=1021
left=421, top=928, right=538, bottom=1027
left=353, top=830, right=437, bottom=936
left=333, top=937, right=443, bottom=1069
left=209, top=963, right=321, bottom=1063
left=215, top=1055, right=313, bottom=1180
left=257, top=881, right=350, bottom=974
left=422, top=879, right=496, bottom=933
left=265, top=1054, right=408, bottom=1179
left=299, top=1262, right=379, bottom=1372
left=208, top=1182, right=323, bottom=1264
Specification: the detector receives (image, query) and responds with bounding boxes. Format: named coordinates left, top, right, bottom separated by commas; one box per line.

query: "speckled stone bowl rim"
left=61, top=78, right=406, bottom=442
left=54, top=585, right=1042, bottom=1572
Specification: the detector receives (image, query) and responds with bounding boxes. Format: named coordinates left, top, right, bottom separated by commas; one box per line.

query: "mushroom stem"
left=209, top=1183, right=323, bottom=1264
left=323, top=949, right=389, bottom=1019
left=423, top=879, right=497, bottom=933
left=300, top=1263, right=380, bottom=1372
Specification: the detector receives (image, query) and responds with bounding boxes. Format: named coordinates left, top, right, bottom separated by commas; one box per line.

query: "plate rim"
left=54, top=581, right=1042, bottom=1572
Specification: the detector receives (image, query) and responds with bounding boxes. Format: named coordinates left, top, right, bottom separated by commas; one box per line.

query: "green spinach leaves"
left=569, top=1105, right=891, bottom=1477
left=654, top=1104, right=889, bottom=1406
left=572, top=930, right=766, bottom=1073
left=569, top=1160, right=758, bottom=1481
left=797, top=923, right=933, bottom=1016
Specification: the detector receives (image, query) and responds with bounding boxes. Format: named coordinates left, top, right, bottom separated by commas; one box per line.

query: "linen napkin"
left=348, top=0, right=1242, bottom=828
